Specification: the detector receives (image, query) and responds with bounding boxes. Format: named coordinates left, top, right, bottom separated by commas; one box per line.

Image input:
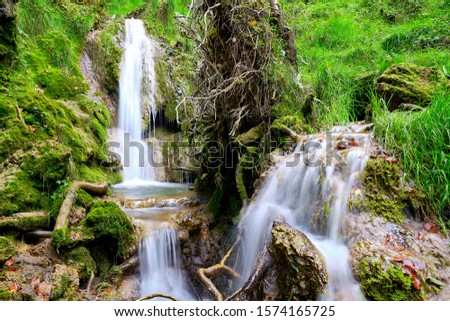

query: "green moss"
left=65, top=247, right=96, bottom=281
left=50, top=275, right=70, bottom=301
left=375, top=63, right=448, bottom=111
left=0, top=288, right=12, bottom=301
left=35, top=68, right=87, bottom=100
left=207, top=188, right=223, bottom=216
left=82, top=201, right=135, bottom=259
left=75, top=189, right=94, bottom=209
left=0, top=237, right=16, bottom=265
left=90, top=244, right=113, bottom=279
left=359, top=259, right=423, bottom=301
left=355, top=158, right=421, bottom=223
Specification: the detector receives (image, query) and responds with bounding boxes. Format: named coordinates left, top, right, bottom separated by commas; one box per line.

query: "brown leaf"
left=8, top=266, right=17, bottom=272
left=5, top=259, right=14, bottom=266
left=385, top=156, right=398, bottom=164
left=413, top=275, right=422, bottom=290
left=349, top=139, right=359, bottom=147
left=393, top=242, right=404, bottom=251
left=104, top=289, right=112, bottom=294
left=417, top=232, right=425, bottom=240
left=393, top=255, right=404, bottom=262
left=385, top=233, right=392, bottom=245
left=9, top=283, right=21, bottom=292
left=402, top=249, right=413, bottom=256
left=31, top=277, right=40, bottom=289
left=423, top=221, right=439, bottom=233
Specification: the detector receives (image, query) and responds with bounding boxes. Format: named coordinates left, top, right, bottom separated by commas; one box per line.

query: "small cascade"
left=112, top=18, right=159, bottom=182
left=237, top=125, right=373, bottom=300
left=139, top=226, right=193, bottom=300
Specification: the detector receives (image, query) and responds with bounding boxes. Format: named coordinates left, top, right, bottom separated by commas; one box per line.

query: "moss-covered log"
left=0, top=211, right=48, bottom=233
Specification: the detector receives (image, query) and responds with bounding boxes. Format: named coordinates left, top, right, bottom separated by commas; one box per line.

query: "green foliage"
left=373, top=92, right=450, bottom=222
left=280, top=0, right=450, bottom=129
left=105, top=0, right=147, bottom=16
left=75, top=189, right=94, bottom=209
left=359, top=259, right=422, bottom=301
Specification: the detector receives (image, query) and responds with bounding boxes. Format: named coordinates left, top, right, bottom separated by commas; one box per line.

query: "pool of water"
left=112, top=180, right=192, bottom=200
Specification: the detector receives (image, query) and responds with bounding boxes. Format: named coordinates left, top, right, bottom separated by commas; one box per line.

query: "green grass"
left=105, top=0, right=147, bottom=16
left=373, top=91, right=450, bottom=223
left=280, top=0, right=450, bottom=129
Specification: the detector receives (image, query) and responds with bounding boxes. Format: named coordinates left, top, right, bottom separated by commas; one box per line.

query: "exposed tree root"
left=108, top=254, right=139, bottom=278
left=281, top=126, right=302, bottom=142
left=226, top=246, right=273, bottom=301
left=137, top=293, right=178, bottom=301
left=54, top=181, right=108, bottom=230
left=197, top=241, right=241, bottom=301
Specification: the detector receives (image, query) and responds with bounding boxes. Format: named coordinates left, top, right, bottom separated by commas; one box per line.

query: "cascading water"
left=113, top=18, right=159, bottom=182
left=237, top=125, right=372, bottom=300
left=139, top=225, right=194, bottom=300
left=111, top=18, right=193, bottom=300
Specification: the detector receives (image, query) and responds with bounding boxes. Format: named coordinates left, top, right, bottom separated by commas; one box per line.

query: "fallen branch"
left=15, top=102, right=27, bottom=128
left=226, top=246, right=273, bottom=301
left=137, top=293, right=178, bottom=301
left=24, top=230, right=52, bottom=238
left=54, top=181, right=108, bottom=230
left=86, top=271, right=95, bottom=301
left=108, top=254, right=139, bottom=278
left=196, top=241, right=240, bottom=301
left=281, top=126, right=302, bottom=142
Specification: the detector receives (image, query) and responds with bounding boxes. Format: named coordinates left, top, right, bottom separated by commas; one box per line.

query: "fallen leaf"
left=5, top=259, right=14, bottom=266
left=349, top=139, right=359, bottom=147
left=8, top=266, right=17, bottom=272
left=9, top=283, right=21, bottom=292
left=104, top=289, right=112, bottom=294
left=402, top=249, right=413, bottom=256
left=427, top=277, right=445, bottom=287
left=385, top=234, right=392, bottom=245
left=417, top=232, right=425, bottom=240
left=42, top=295, right=49, bottom=301
left=393, top=242, right=404, bottom=251
left=385, top=156, right=398, bottom=164
left=393, top=255, right=404, bottom=262
left=412, top=276, right=422, bottom=290
left=31, top=277, right=40, bottom=289
left=423, top=221, right=439, bottom=233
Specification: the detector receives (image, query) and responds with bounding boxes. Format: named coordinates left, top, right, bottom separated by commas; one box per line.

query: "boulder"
left=270, top=220, right=328, bottom=300
left=375, top=63, right=448, bottom=111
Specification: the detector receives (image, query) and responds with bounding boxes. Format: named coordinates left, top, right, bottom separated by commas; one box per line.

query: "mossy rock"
left=0, top=236, right=16, bottom=265
left=75, top=189, right=94, bottom=209
left=235, top=124, right=264, bottom=145
left=353, top=158, right=422, bottom=223
left=82, top=201, right=136, bottom=259
left=359, top=259, right=423, bottom=301
left=65, top=246, right=96, bottom=281
left=270, top=220, right=328, bottom=300
left=375, top=63, right=448, bottom=111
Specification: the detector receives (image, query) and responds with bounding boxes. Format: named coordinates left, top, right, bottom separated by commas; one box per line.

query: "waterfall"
left=113, top=18, right=159, bottom=182
left=139, top=226, right=194, bottom=300
left=237, top=125, right=372, bottom=300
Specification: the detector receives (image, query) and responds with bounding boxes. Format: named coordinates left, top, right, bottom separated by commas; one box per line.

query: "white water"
left=237, top=127, right=371, bottom=300
left=139, top=226, right=194, bottom=300
left=113, top=18, right=159, bottom=182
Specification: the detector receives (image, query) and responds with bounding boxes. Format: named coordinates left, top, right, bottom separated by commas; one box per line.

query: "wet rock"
left=343, top=212, right=450, bottom=300
left=270, top=220, right=328, bottom=300
left=43, top=264, right=79, bottom=300
left=375, top=63, right=448, bottom=111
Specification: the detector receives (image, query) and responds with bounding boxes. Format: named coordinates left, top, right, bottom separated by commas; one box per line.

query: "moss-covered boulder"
left=65, top=247, right=96, bottom=282
left=270, top=220, right=328, bottom=300
left=359, top=259, right=422, bottom=301
left=350, top=158, right=422, bottom=223
left=0, top=236, right=16, bottom=265
left=46, top=264, right=79, bottom=301
left=375, top=63, right=448, bottom=111
left=82, top=201, right=136, bottom=259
